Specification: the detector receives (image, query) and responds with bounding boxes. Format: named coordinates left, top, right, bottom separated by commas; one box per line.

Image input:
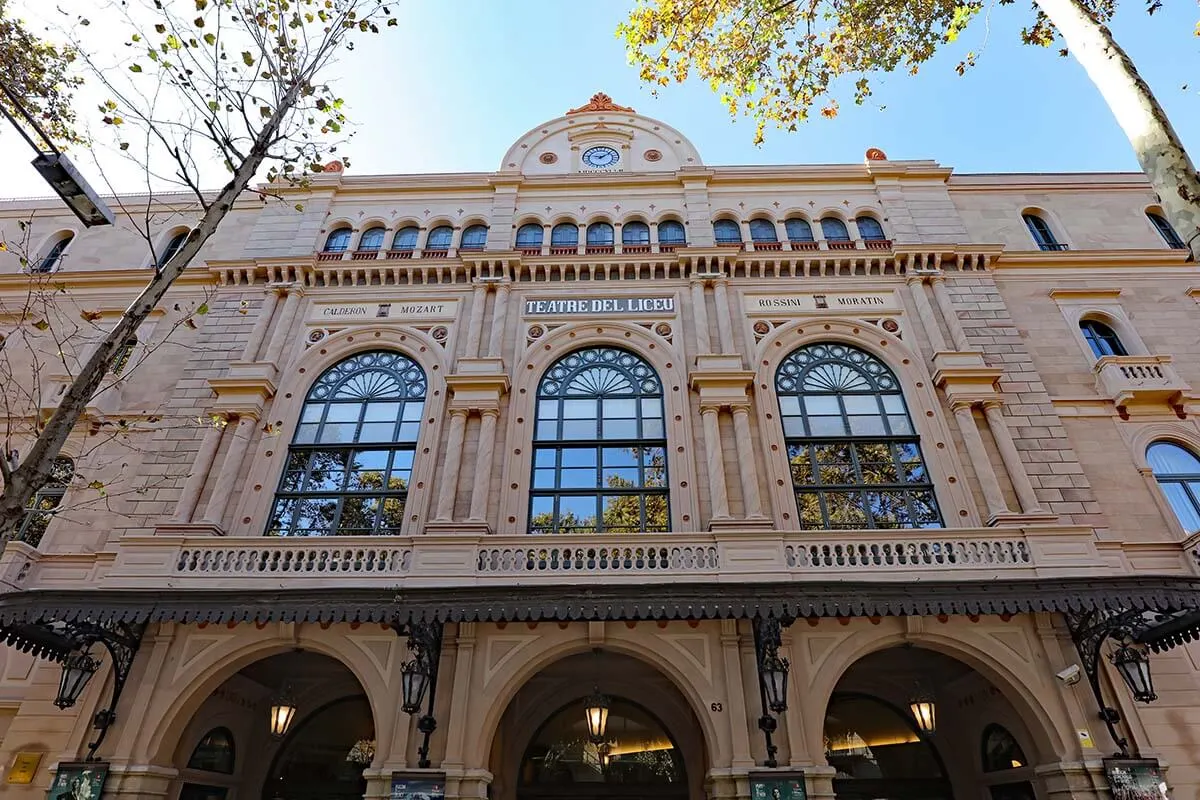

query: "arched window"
left=785, top=218, right=814, bottom=243
left=392, top=226, right=419, bottom=251
left=622, top=221, right=650, bottom=246
left=855, top=216, right=886, bottom=241
left=17, top=456, right=73, bottom=546
left=357, top=227, right=385, bottom=252
left=110, top=335, right=138, bottom=376
left=1147, top=211, right=1185, bottom=249
left=323, top=228, right=352, bottom=253
left=516, top=223, right=545, bottom=249
left=188, top=727, right=236, bottom=774
left=425, top=225, right=453, bottom=250
left=749, top=218, right=778, bottom=242
left=531, top=348, right=668, bottom=534
left=551, top=223, right=579, bottom=248
left=820, top=217, right=850, bottom=241
left=658, top=220, right=686, bottom=246
left=1022, top=213, right=1064, bottom=250
left=460, top=224, right=488, bottom=250
left=586, top=222, right=614, bottom=248
left=981, top=724, right=1028, bottom=772
left=35, top=234, right=74, bottom=273
left=268, top=351, right=426, bottom=537
left=1079, top=319, right=1127, bottom=358
left=713, top=219, right=741, bottom=244
left=776, top=343, right=941, bottom=529
left=157, top=229, right=190, bottom=267
left=1147, top=441, right=1200, bottom=534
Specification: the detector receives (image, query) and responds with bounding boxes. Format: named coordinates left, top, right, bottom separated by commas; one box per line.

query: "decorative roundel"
left=753, top=321, right=771, bottom=336
left=582, top=146, right=620, bottom=169
left=307, top=328, right=328, bottom=343
left=539, top=152, right=558, bottom=165
left=881, top=319, right=900, bottom=333
left=643, top=149, right=663, bottom=162
left=528, top=324, right=545, bottom=340
left=654, top=322, right=672, bottom=337
left=431, top=325, right=448, bottom=342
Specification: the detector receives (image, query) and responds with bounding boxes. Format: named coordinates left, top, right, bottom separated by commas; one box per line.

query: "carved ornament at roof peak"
left=566, top=93, right=636, bottom=115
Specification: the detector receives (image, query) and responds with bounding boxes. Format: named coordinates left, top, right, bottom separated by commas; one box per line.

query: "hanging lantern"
left=909, top=688, right=937, bottom=734
left=55, top=648, right=100, bottom=710
left=583, top=687, right=611, bottom=744
left=1110, top=643, right=1157, bottom=703
left=269, top=687, right=298, bottom=738
left=401, top=658, right=431, bottom=714
left=760, top=652, right=790, bottom=713
left=598, top=743, right=612, bottom=769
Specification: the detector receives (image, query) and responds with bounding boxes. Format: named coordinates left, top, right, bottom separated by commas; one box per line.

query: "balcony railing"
left=519, top=247, right=543, bottom=256
left=622, top=244, right=651, bottom=254
left=351, top=250, right=380, bottom=260
left=1094, top=354, right=1190, bottom=413
left=1038, top=242, right=1070, bottom=251
left=548, top=246, right=577, bottom=256
left=789, top=240, right=819, bottom=251
left=422, top=249, right=449, bottom=259
left=752, top=240, right=783, bottom=251
left=316, top=251, right=344, bottom=261
left=386, top=249, right=414, bottom=259
left=586, top=245, right=615, bottom=255
left=864, top=239, right=893, bottom=250
left=827, top=240, right=857, bottom=250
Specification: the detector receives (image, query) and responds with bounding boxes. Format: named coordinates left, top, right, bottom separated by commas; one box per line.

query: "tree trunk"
left=1036, top=0, right=1200, bottom=260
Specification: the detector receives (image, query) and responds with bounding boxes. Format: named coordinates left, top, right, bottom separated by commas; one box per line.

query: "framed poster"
left=1104, top=758, right=1170, bottom=800
left=48, top=762, right=109, bottom=800
left=391, top=772, right=445, bottom=800
left=750, top=770, right=807, bottom=800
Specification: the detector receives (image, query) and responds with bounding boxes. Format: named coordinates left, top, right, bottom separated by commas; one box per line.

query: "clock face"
left=582, top=146, right=620, bottom=169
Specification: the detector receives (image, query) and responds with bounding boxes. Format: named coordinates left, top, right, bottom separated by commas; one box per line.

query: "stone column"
left=262, top=285, right=304, bottom=366
left=440, top=623, right=476, bottom=769
left=171, top=419, right=225, bottom=522
left=952, top=402, right=1011, bottom=519
left=739, top=220, right=754, bottom=251
left=690, top=281, right=712, bottom=355
left=720, top=620, right=756, bottom=767
left=712, top=279, right=735, bottom=355
left=929, top=275, right=972, bottom=351
left=413, top=226, right=429, bottom=259
left=700, top=406, right=730, bottom=521
left=468, top=410, right=499, bottom=523
left=576, top=223, right=586, bottom=255
left=775, top=220, right=792, bottom=250
left=982, top=401, right=1045, bottom=514
left=486, top=282, right=510, bottom=358
left=613, top=222, right=623, bottom=254
left=541, top=224, right=552, bottom=256
left=201, top=414, right=258, bottom=528
left=846, top=217, right=863, bottom=247
left=240, top=287, right=282, bottom=362
left=906, top=277, right=948, bottom=353
left=434, top=409, right=469, bottom=521
left=465, top=283, right=488, bottom=358
left=730, top=404, right=765, bottom=518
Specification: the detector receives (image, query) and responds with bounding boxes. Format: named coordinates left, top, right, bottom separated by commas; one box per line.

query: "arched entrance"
left=824, top=647, right=1041, bottom=800
left=170, top=650, right=375, bottom=800
left=489, top=651, right=705, bottom=800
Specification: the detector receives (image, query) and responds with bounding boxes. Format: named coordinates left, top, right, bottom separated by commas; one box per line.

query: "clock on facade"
left=582, top=146, right=620, bottom=169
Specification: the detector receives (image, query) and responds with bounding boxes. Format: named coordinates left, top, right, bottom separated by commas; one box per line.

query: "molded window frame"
left=515, top=223, right=544, bottom=249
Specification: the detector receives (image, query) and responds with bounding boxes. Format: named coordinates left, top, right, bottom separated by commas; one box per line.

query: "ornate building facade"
left=0, top=94, right=1198, bottom=800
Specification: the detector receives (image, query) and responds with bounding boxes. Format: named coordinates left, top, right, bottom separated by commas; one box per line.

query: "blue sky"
left=2, top=0, right=1198, bottom=198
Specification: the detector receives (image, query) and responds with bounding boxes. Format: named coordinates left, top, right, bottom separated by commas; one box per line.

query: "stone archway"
left=487, top=651, right=707, bottom=800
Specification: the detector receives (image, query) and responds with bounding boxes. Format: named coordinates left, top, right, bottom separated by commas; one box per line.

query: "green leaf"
left=241, top=51, right=254, bottom=66
left=119, top=142, right=130, bottom=150
left=195, top=303, right=210, bottom=315
left=129, top=64, right=143, bottom=72
left=203, top=32, right=216, bottom=45
left=154, top=23, right=166, bottom=33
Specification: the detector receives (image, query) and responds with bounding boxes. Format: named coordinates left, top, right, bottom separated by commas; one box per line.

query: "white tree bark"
left=1036, top=0, right=1200, bottom=260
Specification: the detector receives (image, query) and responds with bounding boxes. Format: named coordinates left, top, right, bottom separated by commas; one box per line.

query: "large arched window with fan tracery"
left=776, top=343, right=941, bottom=529
left=267, top=351, right=426, bottom=536
left=531, top=348, right=668, bottom=534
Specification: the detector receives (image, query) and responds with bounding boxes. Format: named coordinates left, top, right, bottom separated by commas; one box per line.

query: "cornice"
left=948, top=172, right=1152, bottom=193
left=991, top=248, right=1193, bottom=272
left=0, top=266, right=218, bottom=294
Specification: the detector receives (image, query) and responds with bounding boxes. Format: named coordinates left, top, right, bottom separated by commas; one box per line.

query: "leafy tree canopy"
left=0, top=0, right=84, bottom=145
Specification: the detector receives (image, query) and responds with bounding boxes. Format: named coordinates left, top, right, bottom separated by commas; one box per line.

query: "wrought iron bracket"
left=394, top=619, right=444, bottom=769
left=752, top=615, right=792, bottom=769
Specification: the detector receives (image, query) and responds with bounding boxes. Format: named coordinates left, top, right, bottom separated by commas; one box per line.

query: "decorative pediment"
left=567, top=92, right=635, bottom=115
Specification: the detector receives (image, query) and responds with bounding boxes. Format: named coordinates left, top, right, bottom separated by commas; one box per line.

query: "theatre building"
left=3, top=93, right=1200, bottom=800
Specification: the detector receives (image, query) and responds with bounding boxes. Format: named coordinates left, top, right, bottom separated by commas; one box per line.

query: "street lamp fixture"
left=55, top=648, right=100, bottom=709
left=1110, top=643, right=1156, bottom=703
left=909, top=687, right=937, bottom=735
left=760, top=652, right=789, bottom=714
left=401, top=657, right=432, bottom=714
left=269, top=687, right=298, bottom=738
left=583, top=687, right=611, bottom=745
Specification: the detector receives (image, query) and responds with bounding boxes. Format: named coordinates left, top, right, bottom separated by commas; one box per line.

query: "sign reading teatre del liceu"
left=524, top=296, right=676, bottom=316
left=743, top=291, right=899, bottom=314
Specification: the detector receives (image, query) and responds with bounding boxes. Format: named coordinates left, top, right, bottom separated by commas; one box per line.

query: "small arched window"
left=1022, top=213, right=1064, bottom=250
left=551, top=223, right=579, bottom=248
left=748, top=219, right=778, bottom=243
left=622, top=221, right=650, bottom=246
left=17, top=456, right=74, bottom=546
left=586, top=222, right=615, bottom=247
left=392, top=226, right=419, bottom=251
left=1147, top=211, right=1185, bottom=249
left=358, top=227, right=386, bottom=252
left=188, top=727, right=236, bottom=774
left=110, top=335, right=138, bottom=376
left=425, top=225, right=453, bottom=250
left=35, top=234, right=74, bottom=273
left=776, top=343, right=941, bottom=529
left=1147, top=442, right=1200, bottom=534
left=785, top=218, right=814, bottom=243
left=268, top=351, right=426, bottom=537
left=1079, top=319, right=1127, bottom=358
left=323, top=228, right=352, bottom=253
left=981, top=724, right=1028, bottom=772
left=157, top=229, right=190, bottom=267
left=658, top=220, right=686, bottom=246
left=713, top=219, right=741, bottom=244
left=516, top=223, right=544, bottom=249
left=820, top=217, right=850, bottom=241
left=856, top=216, right=886, bottom=241
left=531, top=347, right=668, bottom=534
left=460, top=224, right=488, bottom=250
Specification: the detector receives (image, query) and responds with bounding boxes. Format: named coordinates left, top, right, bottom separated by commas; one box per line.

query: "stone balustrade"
left=1093, top=354, right=1190, bottom=414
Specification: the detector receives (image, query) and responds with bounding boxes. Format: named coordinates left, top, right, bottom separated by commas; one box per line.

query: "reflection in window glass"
left=187, top=727, right=235, bottom=774
left=1147, top=441, right=1200, bottom=533
left=1079, top=319, right=1127, bottom=358
left=16, top=456, right=73, bottom=547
